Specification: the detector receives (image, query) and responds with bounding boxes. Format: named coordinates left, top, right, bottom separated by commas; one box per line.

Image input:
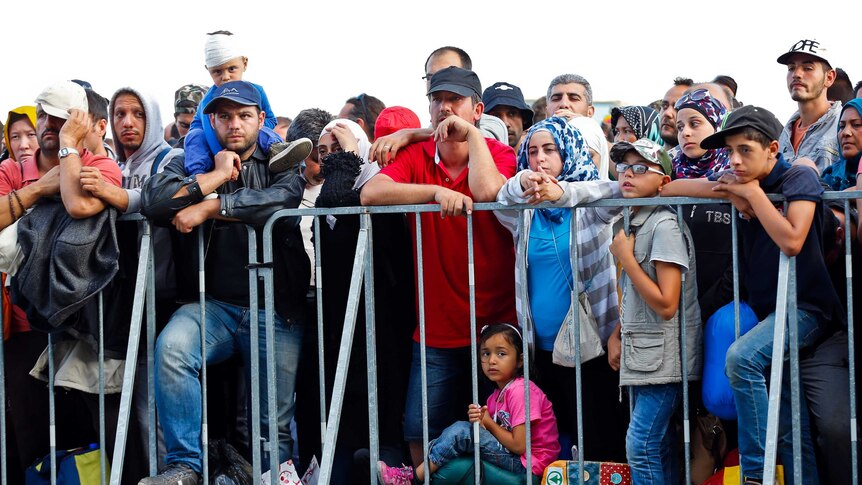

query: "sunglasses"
left=615, top=162, right=666, bottom=176
left=355, top=93, right=371, bottom=125
left=674, top=88, right=711, bottom=110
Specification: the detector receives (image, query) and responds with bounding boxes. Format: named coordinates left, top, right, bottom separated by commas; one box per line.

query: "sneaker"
left=376, top=460, right=414, bottom=485
left=269, top=138, right=313, bottom=173
left=138, top=463, right=201, bottom=485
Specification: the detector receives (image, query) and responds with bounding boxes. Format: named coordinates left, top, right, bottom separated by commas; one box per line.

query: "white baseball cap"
left=34, top=81, right=88, bottom=120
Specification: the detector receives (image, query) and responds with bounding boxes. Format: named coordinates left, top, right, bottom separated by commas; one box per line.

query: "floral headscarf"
left=610, top=106, right=663, bottom=145
left=671, top=89, right=729, bottom=179
left=517, top=116, right=598, bottom=222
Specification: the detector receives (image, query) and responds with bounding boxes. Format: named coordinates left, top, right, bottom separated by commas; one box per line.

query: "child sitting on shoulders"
left=184, top=30, right=311, bottom=178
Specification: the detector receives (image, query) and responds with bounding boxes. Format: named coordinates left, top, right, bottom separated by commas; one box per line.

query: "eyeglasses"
left=674, top=88, right=711, bottom=110
left=356, top=93, right=370, bottom=124
left=615, top=162, right=666, bottom=176
left=421, top=72, right=433, bottom=81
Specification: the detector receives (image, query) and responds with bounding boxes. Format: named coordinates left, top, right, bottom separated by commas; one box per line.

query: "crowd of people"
left=1, top=32, right=861, bottom=485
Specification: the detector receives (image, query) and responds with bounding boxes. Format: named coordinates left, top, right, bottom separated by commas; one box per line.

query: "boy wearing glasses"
left=607, top=139, right=702, bottom=484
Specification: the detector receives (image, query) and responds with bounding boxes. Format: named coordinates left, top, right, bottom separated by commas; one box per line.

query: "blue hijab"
left=517, top=116, right=599, bottom=222
left=822, top=98, right=862, bottom=191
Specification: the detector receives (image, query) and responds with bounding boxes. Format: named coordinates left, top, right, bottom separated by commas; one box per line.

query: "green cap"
left=174, top=84, right=208, bottom=115
left=610, top=138, right=672, bottom=175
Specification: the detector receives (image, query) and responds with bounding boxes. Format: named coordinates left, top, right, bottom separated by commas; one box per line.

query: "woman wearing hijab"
left=569, top=116, right=610, bottom=181
left=669, top=88, right=739, bottom=322
left=313, top=119, right=415, bottom=482
left=823, top=98, right=862, bottom=191
left=611, top=105, right=663, bottom=145
left=495, top=116, right=629, bottom=462
left=3, top=106, right=38, bottom=162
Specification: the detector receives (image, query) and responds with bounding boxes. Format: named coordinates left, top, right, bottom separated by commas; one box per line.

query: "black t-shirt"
left=739, top=156, right=843, bottom=324
left=683, top=203, right=737, bottom=320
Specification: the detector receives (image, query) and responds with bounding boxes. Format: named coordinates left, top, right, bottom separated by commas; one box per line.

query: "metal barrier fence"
left=0, top=192, right=859, bottom=485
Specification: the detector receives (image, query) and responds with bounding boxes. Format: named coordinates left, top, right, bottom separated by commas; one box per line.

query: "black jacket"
left=141, top=148, right=309, bottom=321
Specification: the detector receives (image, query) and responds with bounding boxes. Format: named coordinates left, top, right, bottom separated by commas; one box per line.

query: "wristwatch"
left=58, top=147, right=80, bottom=159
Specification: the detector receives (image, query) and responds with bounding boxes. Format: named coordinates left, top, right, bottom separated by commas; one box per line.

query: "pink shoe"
left=376, top=461, right=414, bottom=485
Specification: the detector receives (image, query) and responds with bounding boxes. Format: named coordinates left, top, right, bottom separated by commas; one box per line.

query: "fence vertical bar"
left=198, top=227, right=209, bottom=485
left=569, top=208, right=585, bottom=485
left=518, top=212, right=533, bottom=484
left=730, top=206, right=743, bottom=485
left=763, top=254, right=791, bottom=485
left=48, top=332, right=56, bottom=485
left=246, top=226, right=262, bottom=481
left=466, top=214, right=481, bottom=484
left=145, top=220, right=157, bottom=476
left=676, top=205, right=691, bottom=485
left=362, top=213, right=381, bottom=484
left=314, top=216, right=327, bottom=444
left=110, top=222, right=153, bottom=485
left=416, top=213, right=431, bottom=485
left=318, top=231, right=368, bottom=484
left=98, top=292, right=106, bottom=485
left=0, top=277, right=5, bottom=485
left=845, top=199, right=859, bottom=485
left=623, top=207, right=634, bottom=418
left=787, top=256, right=802, bottom=485
left=261, top=225, right=279, bottom=483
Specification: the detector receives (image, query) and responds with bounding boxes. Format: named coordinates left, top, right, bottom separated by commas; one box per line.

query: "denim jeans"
left=626, top=383, right=681, bottom=484
left=403, top=343, right=474, bottom=441
left=427, top=421, right=526, bottom=474
left=155, top=298, right=303, bottom=474
left=726, top=309, right=822, bottom=484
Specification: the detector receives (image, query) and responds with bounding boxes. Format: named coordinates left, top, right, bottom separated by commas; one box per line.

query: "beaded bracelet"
left=7, top=193, right=18, bottom=222
left=10, top=189, right=24, bottom=216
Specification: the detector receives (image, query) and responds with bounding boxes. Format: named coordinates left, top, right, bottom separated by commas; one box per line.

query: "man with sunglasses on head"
left=777, top=38, right=841, bottom=173
left=339, top=93, right=385, bottom=142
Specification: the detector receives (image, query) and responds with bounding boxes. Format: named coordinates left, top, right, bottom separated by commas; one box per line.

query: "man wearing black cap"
left=777, top=38, right=841, bottom=173
left=361, top=66, right=517, bottom=468
left=665, top=105, right=843, bottom=484
left=141, top=80, right=308, bottom=484
left=483, top=81, right=534, bottom=148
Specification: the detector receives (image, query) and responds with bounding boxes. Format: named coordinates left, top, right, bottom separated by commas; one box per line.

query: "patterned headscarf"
left=671, top=89, right=729, bottom=179
left=822, top=98, right=862, bottom=190
left=610, top=106, right=663, bottom=145
left=517, top=116, right=598, bottom=222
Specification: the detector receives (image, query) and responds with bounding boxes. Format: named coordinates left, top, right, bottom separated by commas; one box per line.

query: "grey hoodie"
left=109, top=88, right=171, bottom=213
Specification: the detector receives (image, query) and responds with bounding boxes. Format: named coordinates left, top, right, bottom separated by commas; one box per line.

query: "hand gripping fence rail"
left=0, top=193, right=859, bottom=485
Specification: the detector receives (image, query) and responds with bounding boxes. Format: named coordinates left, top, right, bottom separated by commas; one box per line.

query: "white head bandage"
left=204, top=31, right=243, bottom=69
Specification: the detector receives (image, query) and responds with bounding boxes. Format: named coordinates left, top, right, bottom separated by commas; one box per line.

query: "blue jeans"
left=726, top=309, right=822, bottom=484
left=428, top=421, right=526, bottom=474
left=155, top=298, right=303, bottom=474
left=626, top=383, right=681, bottom=484
left=403, top=343, right=474, bottom=441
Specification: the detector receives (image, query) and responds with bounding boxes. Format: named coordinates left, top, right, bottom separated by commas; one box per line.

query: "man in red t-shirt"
left=361, top=66, right=517, bottom=467
left=0, top=81, right=122, bottom=477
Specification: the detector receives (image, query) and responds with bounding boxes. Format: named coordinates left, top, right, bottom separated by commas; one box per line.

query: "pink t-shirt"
left=487, top=377, right=560, bottom=475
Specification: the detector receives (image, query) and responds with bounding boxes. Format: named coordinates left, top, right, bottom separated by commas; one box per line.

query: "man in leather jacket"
left=140, top=80, right=308, bottom=485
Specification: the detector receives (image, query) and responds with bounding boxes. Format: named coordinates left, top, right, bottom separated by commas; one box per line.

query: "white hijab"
left=319, top=118, right=378, bottom=190
left=568, top=116, right=610, bottom=181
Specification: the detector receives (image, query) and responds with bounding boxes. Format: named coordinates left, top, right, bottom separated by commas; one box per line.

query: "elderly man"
left=361, top=66, right=516, bottom=469
left=545, top=73, right=595, bottom=119
left=141, top=80, right=308, bottom=484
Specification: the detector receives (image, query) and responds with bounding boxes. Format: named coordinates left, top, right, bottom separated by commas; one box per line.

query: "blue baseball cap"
left=203, top=81, right=262, bottom=114
left=427, top=66, right=482, bottom=98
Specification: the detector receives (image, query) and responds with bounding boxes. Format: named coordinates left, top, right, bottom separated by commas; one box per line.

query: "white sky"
left=3, top=0, right=859, bottom=133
